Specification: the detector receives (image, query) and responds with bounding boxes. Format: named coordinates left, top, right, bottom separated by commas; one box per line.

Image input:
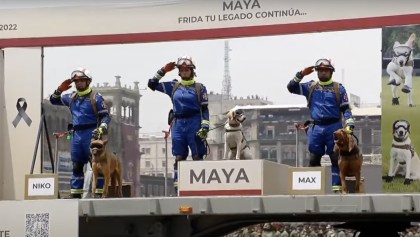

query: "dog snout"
left=90, top=143, right=104, bottom=149
left=237, top=114, right=246, bottom=123
left=91, top=148, right=99, bottom=155
left=399, top=61, right=404, bottom=66
left=398, top=130, right=404, bottom=136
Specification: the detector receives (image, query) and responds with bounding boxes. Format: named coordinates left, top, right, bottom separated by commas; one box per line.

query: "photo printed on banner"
left=382, top=24, right=420, bottom=192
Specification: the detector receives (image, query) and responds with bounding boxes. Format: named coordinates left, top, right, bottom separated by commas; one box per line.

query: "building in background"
left=210, top=103, right=381, bottom=166
left=139, top=133, right=171, bottom=177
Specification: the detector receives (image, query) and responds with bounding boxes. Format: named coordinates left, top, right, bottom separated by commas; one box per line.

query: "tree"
left=382, top=25, right=420, bottom=58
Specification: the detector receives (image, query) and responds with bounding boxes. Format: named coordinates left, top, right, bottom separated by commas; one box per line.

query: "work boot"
left=387, top=79, right=400, bottom=86
left=382, top=175, right=394, bottom=183
left=332, top=185, right=342, bottom=194
left=392, top=97, right=400, bottom=105
left=404, top=179, right=412, bottom=185
left=402, top=85, right=411, bottom=93
left=71, top=193, right=82, bottom=199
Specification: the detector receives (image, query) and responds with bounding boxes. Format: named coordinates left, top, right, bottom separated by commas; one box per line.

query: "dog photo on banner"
left=382, top=24, right=420, bottom=192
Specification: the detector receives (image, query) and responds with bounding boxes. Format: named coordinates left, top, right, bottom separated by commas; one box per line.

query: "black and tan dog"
left=90, top=139, right=123, bottom=198
left=333, top=128, right=363, bottom=193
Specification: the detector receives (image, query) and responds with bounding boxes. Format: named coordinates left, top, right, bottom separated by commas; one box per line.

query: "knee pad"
left=72, top=162, right=84, bottom=174
left=174, top=156, right=187, bottom=170
left=309, top=153, right=322, bottom=167
left=329, top=154, right=339, bottom=167
left=192, top=155, right=203, bottom=161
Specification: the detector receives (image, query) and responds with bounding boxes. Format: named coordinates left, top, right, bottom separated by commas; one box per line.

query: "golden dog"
left=333, top=128, right=363, bottom=193
left=90, top=139, right=123, bottom=198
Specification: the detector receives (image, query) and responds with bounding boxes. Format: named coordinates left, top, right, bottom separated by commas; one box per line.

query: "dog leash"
left=208, top=121, right=227, bottom=132
left=200, top=122, right=227, bottom=160
left=351, top=133, right=359, bottom=146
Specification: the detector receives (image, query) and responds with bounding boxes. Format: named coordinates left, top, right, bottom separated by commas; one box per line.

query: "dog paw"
left=404, top=178, right=412, bottom=185
left=382, top=175, right=394, bottom=182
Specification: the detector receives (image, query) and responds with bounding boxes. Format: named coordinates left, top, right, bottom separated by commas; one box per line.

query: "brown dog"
left=90, top=139, right=123, bottom=198
left=333, top=128, right=363, bottom=193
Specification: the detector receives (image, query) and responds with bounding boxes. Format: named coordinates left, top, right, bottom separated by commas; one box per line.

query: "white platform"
left=178, top=160, right=290, bottom=196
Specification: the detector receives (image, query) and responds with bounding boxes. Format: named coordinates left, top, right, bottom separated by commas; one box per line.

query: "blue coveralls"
left=50, top=89, right=110, bottom=196
left=287, top=79, right=353, bottom=190
left=148, top=78, right=209, bottom=189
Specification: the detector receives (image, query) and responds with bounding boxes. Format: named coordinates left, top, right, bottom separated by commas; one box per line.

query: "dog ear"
left=405, top=120, right=411, bottom=133
left=408, top=33, right=416, bottom=47
left=340, top=129, right=347, bottom=144
left=392, top=120, right=399, bottom=131
left=227, top=111, right=234, bottom=120
left=333, top=144, right=339, bottom=154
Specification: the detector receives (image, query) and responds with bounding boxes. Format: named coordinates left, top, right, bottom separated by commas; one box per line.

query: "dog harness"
left=392, top=144, right=415, bottom=157
left=225, top=129, right=249, bottom=151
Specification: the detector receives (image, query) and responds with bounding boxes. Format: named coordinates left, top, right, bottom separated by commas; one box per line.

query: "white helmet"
left=71, top=67, right=92, bottom=81
left=176, top=56, right=196, bottom=69
left=314, top=58, right=335, bottom=72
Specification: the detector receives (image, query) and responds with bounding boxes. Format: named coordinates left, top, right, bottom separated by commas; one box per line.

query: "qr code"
left=25, top=213, right=50, bottom=237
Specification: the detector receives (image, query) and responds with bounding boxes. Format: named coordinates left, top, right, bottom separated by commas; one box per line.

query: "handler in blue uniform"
left=148, top=56, right=210, bottom=193
left=50, top=68, right=110, bottom=198
left=287, top=59, right=355, bottom=192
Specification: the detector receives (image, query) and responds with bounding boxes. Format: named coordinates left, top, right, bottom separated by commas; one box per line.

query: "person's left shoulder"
left=336, top=82, right=347, bottom=91
left=196, top=81, right=205, bottom=86
left=196, top=83, right=208, bottom=101
left=196, top=82, right=207, bottom=90
left=94, top=91, right=104, bottom=98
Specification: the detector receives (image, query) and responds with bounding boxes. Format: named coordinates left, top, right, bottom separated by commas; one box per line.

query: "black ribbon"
left=12, top=98, right=32, bottom=128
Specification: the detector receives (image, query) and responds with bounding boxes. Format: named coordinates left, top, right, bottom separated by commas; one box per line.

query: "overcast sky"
left=42, top=28, right=382, bottom=133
